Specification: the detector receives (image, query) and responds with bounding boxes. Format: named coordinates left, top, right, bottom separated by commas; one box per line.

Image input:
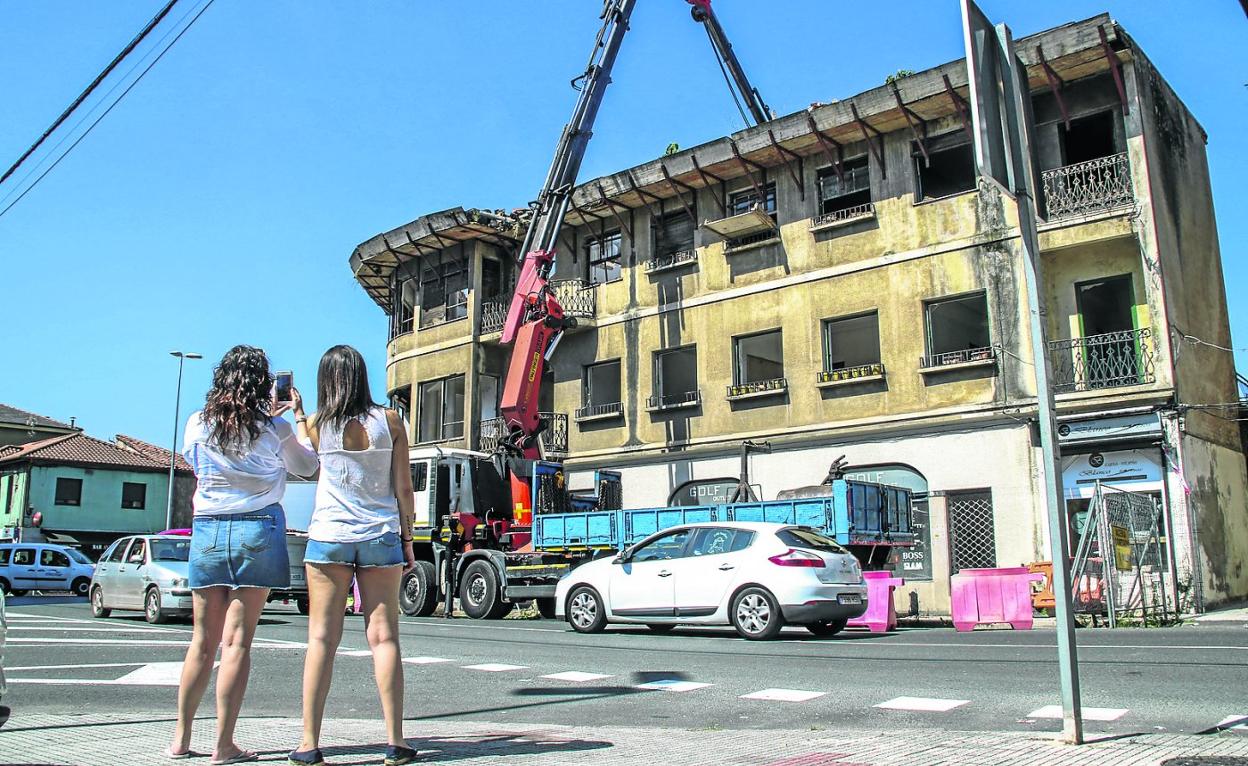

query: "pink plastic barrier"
left=848, top=570, right=904, bottom=633
left=950, top=567, right=1045, bottom=632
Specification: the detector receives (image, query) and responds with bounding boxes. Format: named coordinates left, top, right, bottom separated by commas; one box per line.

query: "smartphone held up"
left=274, top=370, right=294, bottom=405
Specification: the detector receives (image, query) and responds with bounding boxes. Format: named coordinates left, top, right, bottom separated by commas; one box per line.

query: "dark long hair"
left=202, top=345, right=273, bottom=451
left=317, top=345, right=377, bottom=429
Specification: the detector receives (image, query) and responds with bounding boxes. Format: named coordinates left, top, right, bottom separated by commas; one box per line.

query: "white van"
left=0, top=542, right=96, bottom=597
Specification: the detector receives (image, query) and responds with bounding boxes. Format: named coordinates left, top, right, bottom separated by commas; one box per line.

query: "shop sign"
left=1062, top=449, right=1162, bottom=497
left=1057, top=413, right=1161, bottom=446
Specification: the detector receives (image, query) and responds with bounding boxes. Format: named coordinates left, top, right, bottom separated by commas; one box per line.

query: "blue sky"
left=1, top=1, right=1244, bottom=450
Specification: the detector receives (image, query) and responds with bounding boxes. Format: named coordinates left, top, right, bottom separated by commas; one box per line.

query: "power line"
left=0, top=0, right=215, bottom=221
left=0, top=0, right=180, bottom=188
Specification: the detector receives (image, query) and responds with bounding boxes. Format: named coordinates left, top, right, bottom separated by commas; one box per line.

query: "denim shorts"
left=189, top=504, right=290, bottom=590
left=304, top=531, right=404, bottom=569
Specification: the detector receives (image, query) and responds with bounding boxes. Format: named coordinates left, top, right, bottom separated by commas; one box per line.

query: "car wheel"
left=730, top=587, right=785, bottom=640
left=460, top=560, right=509, bottom=620
left=91, top=586, right=111, bottom=618
left=646, top=624, right=676, bottom=633
left=144, top=587, right=167, bottom=624
left=535, top=597, right=557, bottom=620
left=0, top=578, right=9, bottom=596
left=296, top=597, right=310, bottom=616
left=806, top=618, right=848, bottom=637
left=71, top=577, right=91, bottom=598
left=399, top=561, right=438, bottom=617
left=566, top=586, right=607, bottom=634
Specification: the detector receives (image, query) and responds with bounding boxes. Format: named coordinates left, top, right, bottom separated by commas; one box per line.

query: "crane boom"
left=688, top=0, right=773, bottom=125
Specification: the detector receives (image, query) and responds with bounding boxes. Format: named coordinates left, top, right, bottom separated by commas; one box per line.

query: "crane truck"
left=392, top=1, right=916, bottom=622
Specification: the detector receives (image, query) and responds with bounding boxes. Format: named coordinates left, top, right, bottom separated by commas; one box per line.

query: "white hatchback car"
left=555, top=522, right=868, bottom=640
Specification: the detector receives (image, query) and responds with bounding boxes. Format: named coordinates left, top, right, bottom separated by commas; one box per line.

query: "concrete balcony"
left=1041, top=153, right=1133, bottom=221
left=1048, top=328, right=1156, bottom=394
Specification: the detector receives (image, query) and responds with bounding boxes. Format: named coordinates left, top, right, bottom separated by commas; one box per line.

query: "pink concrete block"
left=950, top=567, right=1043, bottom=631
left=847, top=570, right=904, bottom=633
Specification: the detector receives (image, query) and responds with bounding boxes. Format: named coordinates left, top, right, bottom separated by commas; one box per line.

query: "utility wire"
left=0, top=0, right=215, bottom=221
left=0, top=0, right=180, bottom=188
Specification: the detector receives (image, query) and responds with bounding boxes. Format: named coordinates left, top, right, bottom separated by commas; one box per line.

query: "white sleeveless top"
left=308, top=407, right=400, bottom=543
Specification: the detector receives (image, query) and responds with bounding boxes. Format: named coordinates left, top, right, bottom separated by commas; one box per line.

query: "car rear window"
left=777, top=528, right=849, bottom=554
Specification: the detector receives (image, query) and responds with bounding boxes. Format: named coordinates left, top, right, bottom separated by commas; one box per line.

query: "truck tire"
left=805, top=617, right=848, bottom=637
left=460, top=560, right=508, bottom=620
left=296, top=597, right=310, bottom=616
left=400, top=561, right=438, bottom=617
left=535, top=597, right=557, bottom=619
left=566, top=586, right=607, bottom=634
left=730, top=586, right=785, bottom=640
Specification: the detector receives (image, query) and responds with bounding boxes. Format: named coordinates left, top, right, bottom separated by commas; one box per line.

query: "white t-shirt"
left=183, top=411, right=319, bottom=516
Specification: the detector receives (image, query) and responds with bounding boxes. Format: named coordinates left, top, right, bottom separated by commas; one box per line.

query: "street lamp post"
left=166, top=351, right=202, bottom=531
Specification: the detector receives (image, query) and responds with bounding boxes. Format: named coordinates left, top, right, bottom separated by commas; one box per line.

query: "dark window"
left=948, top=490, right=996, bottom=571
left=1060, top=110, right=1118, bottom=166
left=926, top=293, right=991, bottom=359
left=583, top=360, right=622, bottom=408
left=689, top=528, right=754, bottom=556
left=915, top=140, right=976, bottom=201
left=419, top=255, right=469, bottom=327
left=823, top=312, right=881, bottom=372
left=481, top=257, right=504, bottom=299
left=105, top=539, right=130, bottom=563
left=126, top=537, right=147, bottom=565
left=54, top=477, right=82, bottom=506
left=654, top=346, right=698, bottom=400
left=586, top=231, right=622, bottom=285
left=390, top=386, right=412, bottom=424
left=1076, top=275, right=1135, bottom=336
left=734, top=330, right=784, bottom=385
left=0, top=548, right=9, bottom=565
left=11, top=548, right=35, bottom=565
left=630, top=529, right=692, bottom=562
left=121, top=482, right=146, bottom=510
left=653, top=210, right=695, bottom=258
left=729, top=183, right=776, bottom=217
left=776, top=527, right=850, bottom=555
left=41, top=549, right=70, bottom=568
left=818, top=156, right=871, bottom=215
left=411, top=462, right=428, bottom=492
left=417, top=376, right=465, bottom=443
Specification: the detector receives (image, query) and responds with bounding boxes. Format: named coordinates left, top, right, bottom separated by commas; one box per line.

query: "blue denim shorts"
left=304, top=531, right=404, bottom=569
left=189, top=504, right=290, bottom=590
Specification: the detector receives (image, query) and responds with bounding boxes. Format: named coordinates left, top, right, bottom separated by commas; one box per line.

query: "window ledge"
left=816, top=373, right=885, bottom=389
left=645, top=400, right=700, bottom=413
left=913, top=188, right=977, bottom=207
left=723, top=236, right=781, bottom=256
left=418, top=315, right=470, bottom=332
left=918, top=358, right=997, bottom=375
left=574, top=410, right=625, bottom=424
left=809, top=204, right=876, bottom=233
left=413, top=436, right=463, bottom=447
left=644, top=251, right=699, bottom=273
left=726, top=386, right=788, bottom=402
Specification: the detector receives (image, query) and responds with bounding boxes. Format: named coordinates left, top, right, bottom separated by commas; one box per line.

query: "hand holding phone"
left=274, top=371, right=294, bottom=405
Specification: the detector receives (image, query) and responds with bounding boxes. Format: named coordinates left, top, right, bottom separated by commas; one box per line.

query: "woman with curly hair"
left=168, top=345, right=318, bottom=764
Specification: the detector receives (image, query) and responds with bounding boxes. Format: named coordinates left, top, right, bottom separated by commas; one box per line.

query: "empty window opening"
left=417, top=375, right=465, bottom=443
left=121, top=482, right=146, bottom=510
left=654, top=346, right=698, bottom=403
left=823, top=312, right=881, bottom=373
left=1060, top=110, right=1118, bottom=166
left=926, top=293, right=991, bottom=359
left=586, top=230, right=622, bottom=285
left=734, top=330, right=784, bottom=385
left=55, top=477, right=82, bottom=506
left=818, top=156, right=871, bottom=215
left=481, top=257, right=505, bottom=300
left=583, top=360, right=622, bottom=408
left=419, top=254, right=469, bottom=327
left=654, top=210, right=696, bottom=258
left=915, top=140, right=976, bottom=201
left=1076, top=275, right=1134, bottom=336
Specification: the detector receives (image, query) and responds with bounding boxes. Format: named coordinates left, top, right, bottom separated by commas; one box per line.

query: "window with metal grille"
left=585, top=230, right=622, bottom=285
left=947, top=490, right=997, bottom=571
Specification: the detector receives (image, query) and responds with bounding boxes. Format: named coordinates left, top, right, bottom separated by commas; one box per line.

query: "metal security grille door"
left=948, top=490, right=997, bottom=571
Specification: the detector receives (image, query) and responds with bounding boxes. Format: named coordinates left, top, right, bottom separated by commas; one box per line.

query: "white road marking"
left=7, top=626, right=181, bottom=634
left=1217, top=715, right=1247, bottom=731
left=462, top=663, right=529, bottom=672
left=875, top=696, right=969, bottom=712
left=541, top=671, right=613, bottom=683
left=6, top=661, right=214, bottom=687
left=6, top=638, right=305, bottom=649
left=635, top=679, right=712, bottom=693
left=338, top=649, right=373, bottom=657
left=740, top=688, right=826, bottom=702
left=4, top=662, right=149, bottom=672
left=402, top=657, right=453, bottom=665
left=1028, top=705, right=1128, bottom=721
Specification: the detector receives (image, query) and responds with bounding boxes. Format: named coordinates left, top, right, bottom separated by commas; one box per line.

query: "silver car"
left=90, top=535, right=192, bottom=623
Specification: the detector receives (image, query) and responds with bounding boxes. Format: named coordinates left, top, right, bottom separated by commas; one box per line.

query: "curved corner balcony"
left=479, top=279, right=597, bottom=337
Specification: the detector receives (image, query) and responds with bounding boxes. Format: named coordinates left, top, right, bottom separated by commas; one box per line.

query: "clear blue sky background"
left=1, top=1, right=1244, bottom=451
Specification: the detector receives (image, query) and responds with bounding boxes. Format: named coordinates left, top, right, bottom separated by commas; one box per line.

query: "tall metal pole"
left=165, top=351, right=200, bottom=531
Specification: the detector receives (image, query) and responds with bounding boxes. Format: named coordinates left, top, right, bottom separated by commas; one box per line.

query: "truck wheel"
left=460, top=560, right=506, bottom=620
left=144, top=587, right=168, bottom=625
left=296, top=597, right=310, bottom=616
left=400, top=561, right=438, bottom=617
left=566, top=587, right=607, bottom=634
left=805, top=618, right=848, bottom=637
left=91, top=586, right=111, bottom=618
left=730, top=587, right=785, bottom=640
left=535, top=597, right=557, bottom=619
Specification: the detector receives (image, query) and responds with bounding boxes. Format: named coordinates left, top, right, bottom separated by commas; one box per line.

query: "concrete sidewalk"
left=1, top=714, right=1245, bottom=766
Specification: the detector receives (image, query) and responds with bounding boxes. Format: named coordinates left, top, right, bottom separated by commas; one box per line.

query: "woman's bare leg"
left=169, top=587, right=228, bottom=755
left=298, top=563, right=353, bottom=752
left=212, top=586, right=269, bottom=760
left=357, top=565, right=405, bottom=747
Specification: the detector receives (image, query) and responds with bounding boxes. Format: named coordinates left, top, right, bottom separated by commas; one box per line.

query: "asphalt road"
left=4, top=598, right=1246, bottom=738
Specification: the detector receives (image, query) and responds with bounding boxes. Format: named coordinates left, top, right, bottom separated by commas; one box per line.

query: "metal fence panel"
left=948, top=490, right=997, bottom=571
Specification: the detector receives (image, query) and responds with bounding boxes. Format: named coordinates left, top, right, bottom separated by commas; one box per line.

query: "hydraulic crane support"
left=688, top=0, right=773, bottom=125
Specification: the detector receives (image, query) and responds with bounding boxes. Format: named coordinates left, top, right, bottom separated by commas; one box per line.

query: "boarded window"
left=734, top=330, right=784, bottom=385
left=121, top=482, right=146, bottom=510
left=823, top=312, right=881, bottom=372
left=54, top=477, right=82, bottom=506
left=818, top=156, right=871, bottom=215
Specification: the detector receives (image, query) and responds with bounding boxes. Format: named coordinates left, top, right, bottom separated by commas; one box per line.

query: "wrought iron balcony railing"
left=478, top=412, right=569, bottom=456
left=551, top=279, right=597, bottom=320
left=646, top=390, right=702, bottom=411
left=479, top=294, right=509, bottom=335
left=811, top=202, right=876, bottom=230
left=1048, top=328, right=1155, bottom=393
left=817, top=363, right=885, bottom=384
left=644, top=249, right=698, bottom=273
left=574, top=401, right=624, bottom=421
left=1041, top=152, right=1133, bottom=221
left=726, top=377, right=788, bottom=399
left=920, top=347, right=997, bottom=369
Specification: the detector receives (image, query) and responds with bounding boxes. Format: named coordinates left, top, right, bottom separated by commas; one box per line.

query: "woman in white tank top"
left=290, top=345, right=418, bottom=766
